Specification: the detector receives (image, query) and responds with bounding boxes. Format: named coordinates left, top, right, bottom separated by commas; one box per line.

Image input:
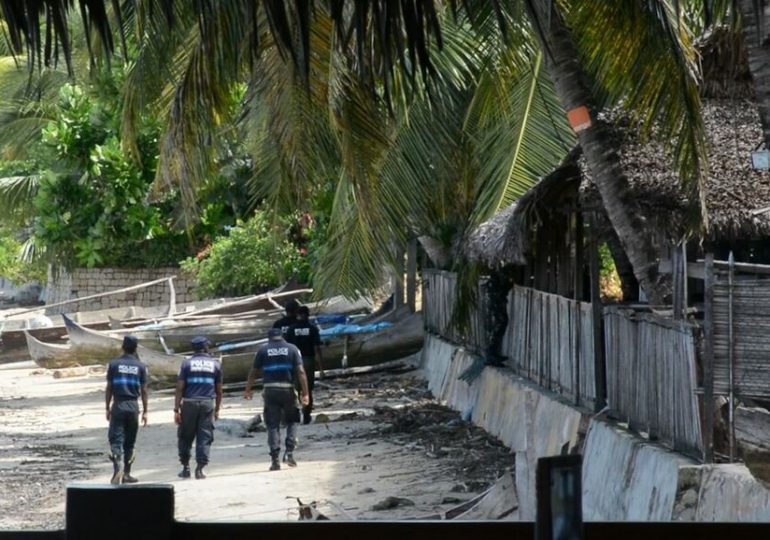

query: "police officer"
left=287, top=305, right=324, bottom=424
left=273, top=298, right=300, bottom=335
left=105, top=335, right=148, bottom=485
left=244, top=328, right=309, bottom=471
left=174, top=336, right=223, bottom=480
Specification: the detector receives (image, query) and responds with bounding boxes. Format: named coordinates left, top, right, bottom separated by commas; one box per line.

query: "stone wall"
left=45, top=267, right=196, bottom=314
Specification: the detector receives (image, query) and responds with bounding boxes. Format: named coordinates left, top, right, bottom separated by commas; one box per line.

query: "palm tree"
left=0, top=1, right=707, bottom=302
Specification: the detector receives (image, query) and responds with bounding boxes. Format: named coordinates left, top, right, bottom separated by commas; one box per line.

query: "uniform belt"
left=263, top=382, right=294, bottom=389
left=183, top=397, right=214, bottom=402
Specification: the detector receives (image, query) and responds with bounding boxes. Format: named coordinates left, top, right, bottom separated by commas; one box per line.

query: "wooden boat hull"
left=56, top=311, right=424, bottom=385
left=101, top=295, right=375, bottom=354
left=28, top=323, right=184, bottom=381
left=1, top=287, right=316, bottom=362
left=24, top=330, right=78, bottom=369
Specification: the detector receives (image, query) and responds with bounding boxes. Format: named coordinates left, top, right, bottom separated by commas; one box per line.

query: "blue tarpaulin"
left=319, top=322, right=392, bottom=337
left=313, top=314, right=350, bottom=325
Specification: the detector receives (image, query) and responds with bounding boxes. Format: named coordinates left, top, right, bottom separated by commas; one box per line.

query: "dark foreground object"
left=1, top=484, right=770, bottom=540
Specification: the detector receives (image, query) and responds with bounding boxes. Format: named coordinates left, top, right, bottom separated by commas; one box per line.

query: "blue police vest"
left=179, top=353, right=222, bottom=399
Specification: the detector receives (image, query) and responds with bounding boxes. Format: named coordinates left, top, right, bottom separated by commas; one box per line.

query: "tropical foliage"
left=0, top=1, right=749, bottom=301
left=180, top=209, right=312, bottom=298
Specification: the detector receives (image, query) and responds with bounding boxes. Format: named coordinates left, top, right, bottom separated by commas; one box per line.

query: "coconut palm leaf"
left=0, top=174, right=40, bottom=221
left=468, top=49, right=575, bottom=225
left=567, top=0, right=707, bottom=223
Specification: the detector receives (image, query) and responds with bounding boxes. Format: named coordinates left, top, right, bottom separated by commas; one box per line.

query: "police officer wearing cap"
left=286, top=305, right=324, bottom=424
left=105, top=335, right=148, bottom=484
left=245, top=327, right=309, bottom=471
left=174, top=336, right=223, bottom=479
left=273, top=298, right=300, bottom=335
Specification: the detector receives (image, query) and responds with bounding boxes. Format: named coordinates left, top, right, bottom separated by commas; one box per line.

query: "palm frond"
left=468, top=49, right=575, bottom=225
left=0, top=174, right=40, bottom=222
left=569, top=0, right=707, bottom=226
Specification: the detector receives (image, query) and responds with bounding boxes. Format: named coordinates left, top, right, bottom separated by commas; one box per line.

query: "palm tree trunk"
left=525, top=1, right=664, bottom=304
left=737, top=0, right=770, bottom=148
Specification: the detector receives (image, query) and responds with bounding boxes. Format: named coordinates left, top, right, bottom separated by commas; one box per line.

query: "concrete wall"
left=582, top=420, right=693, bottom=521
left=420, top=333, right=770, bottom=522
left=421, top=335, right=586, bottom=519
left=45, top=267, right=196, bottom=314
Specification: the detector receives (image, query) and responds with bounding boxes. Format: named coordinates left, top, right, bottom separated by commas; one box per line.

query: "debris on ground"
left=1, top=365, right=515, bottom=527
left=371, top=496, right=415, bottom=511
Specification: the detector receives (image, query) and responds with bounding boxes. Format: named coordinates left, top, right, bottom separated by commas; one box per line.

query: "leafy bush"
left=181, top=210, right=310, bottom=297
left=0, top=231, right=45, bottom=284
left=26, top=84, right=199, bottom=268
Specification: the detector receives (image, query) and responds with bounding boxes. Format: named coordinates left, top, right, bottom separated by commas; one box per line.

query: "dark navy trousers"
left=108, top=399, right=139, bottom=465
left=178, top=399, right=215, bottom=466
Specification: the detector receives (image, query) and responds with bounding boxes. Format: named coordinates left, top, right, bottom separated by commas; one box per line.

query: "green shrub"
left=181, top=210, right=310, bottom=298
left=0, top=231, right=45, bottom=284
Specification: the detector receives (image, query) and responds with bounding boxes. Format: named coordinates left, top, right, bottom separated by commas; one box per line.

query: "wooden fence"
left=423, top=269, right=487, bottom=353
left=501, top=285, right=596, bottom=408
left=712, top=278, right=770, bottom=399
left=423, top=271, right=595, bottom=408
left=604, top=307, right=703, bottom=458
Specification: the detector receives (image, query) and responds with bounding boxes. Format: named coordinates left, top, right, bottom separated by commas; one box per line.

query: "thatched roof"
left=465, top=159, right=581, bottom=267
left=606, top=99, right=770, bottom=242
left=467, top=99, right=770, bottom=269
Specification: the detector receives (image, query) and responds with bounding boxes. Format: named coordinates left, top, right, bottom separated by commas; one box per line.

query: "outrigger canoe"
left=32, top=309, right=424, bottom=385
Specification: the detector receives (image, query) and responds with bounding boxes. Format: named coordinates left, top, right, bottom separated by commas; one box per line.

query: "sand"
left=0, top=361, right=513, bottom=529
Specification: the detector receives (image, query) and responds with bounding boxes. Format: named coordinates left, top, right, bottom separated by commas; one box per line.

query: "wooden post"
left=728, top=251, right=736, bottom=462
left=573, top=209, right=584, bottom=407
left=703, top=252, right=715, bottom=463
left=407, top=239, right=418, bottom=313
left=167, top=277, right=177, bottom=318
left=682, top=241, right=689, bottom=317
left=588, top=213, right=607, bottom=411
left=672, top=243, right=684, bottom=320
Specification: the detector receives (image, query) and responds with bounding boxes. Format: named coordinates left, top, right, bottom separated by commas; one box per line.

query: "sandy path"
left=0, top=361, right=512, bottom=529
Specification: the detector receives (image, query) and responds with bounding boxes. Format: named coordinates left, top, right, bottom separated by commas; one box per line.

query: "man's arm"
left=214, top=382, right=223, bottom=420
left=105, top=381, right=113, bottom=421
left=295, top=364, right=310, bottom=406
left=174, top=380, right=185, bottom=425
left=140, top=384, right=149, bottom=426
left=314, top=345, right=324, bottom=375
left=244, top=368, right=259, bottom=400
left=313, top=326, right=324, bottom=376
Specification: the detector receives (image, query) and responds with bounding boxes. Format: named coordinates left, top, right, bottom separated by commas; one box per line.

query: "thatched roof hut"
left=467, top=99, right=770, bottom=269
left=465, top=159, right=581, bottom=269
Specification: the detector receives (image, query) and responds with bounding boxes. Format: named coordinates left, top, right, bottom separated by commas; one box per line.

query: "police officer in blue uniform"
left=286, top=305, right=324, bottom=424
left=174, top=336, right=223, bottom=480
left=244, top=328, right=309, bottom=471
left=105, top=335, right=148, bottom=485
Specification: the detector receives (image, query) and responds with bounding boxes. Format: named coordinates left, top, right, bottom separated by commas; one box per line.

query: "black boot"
left=109, top=454, right=124, bottom=485
left=178, top=463, right=191, bottom=479
left=270, top=450, right=281, bottom=471
left=195, top=465, right=207, bottom=480
left=122, top=462, right=138, bottom=484
left=302, top=407, right=312, bottom=425
left=283, top=451, right=297, bottom=468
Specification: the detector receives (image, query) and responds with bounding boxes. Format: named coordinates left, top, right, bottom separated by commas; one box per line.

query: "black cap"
left=268, top=328, right=283, bottom=338
left=285, top=299, right=300, bottom=312
left=122, top=335, right=139, bottom=348
left=191, top=336, right=210, bottom=350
